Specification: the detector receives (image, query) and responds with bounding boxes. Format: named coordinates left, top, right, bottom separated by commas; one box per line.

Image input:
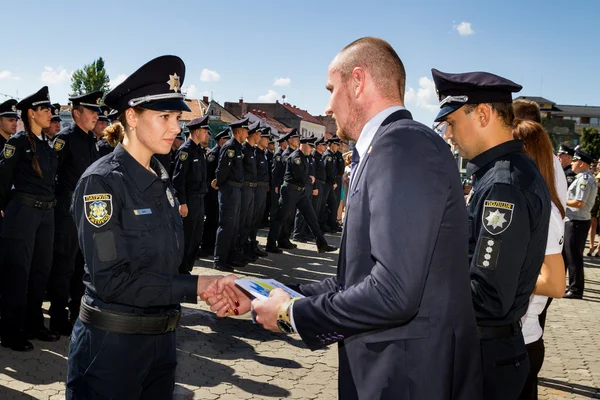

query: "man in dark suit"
left=212, top=37, right=482, bottom=399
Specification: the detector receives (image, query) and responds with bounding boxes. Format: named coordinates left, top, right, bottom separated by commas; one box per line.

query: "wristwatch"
left=276, top=298, right=299, bottom=334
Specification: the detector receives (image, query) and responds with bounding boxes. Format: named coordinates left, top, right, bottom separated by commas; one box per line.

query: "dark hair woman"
left=0, top=86, right=60, bottom=351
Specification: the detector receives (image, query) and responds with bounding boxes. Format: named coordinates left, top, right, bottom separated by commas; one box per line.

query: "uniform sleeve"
left=0, top=137, right=21, bottom=207
left=215, top=145, right=233, bottom=187
left=172, top=149, right=189, bottom=204
left=72, top=174, right=198, bottom=307
left=470, top=183, right=532, bottom=319
left=545, top=205, right=564, bottom=255
left=574, top=175, right=593, bottom=202
left=324, top=155, right=336, bottom=183
left=289, top=154, right=303, bottom=181
left=52, top=133, right=69, bottom=166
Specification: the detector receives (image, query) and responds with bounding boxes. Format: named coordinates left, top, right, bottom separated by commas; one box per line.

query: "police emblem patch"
left=3, top=144, right=15, bottom=159
left=475, top=236, right=501, bottom=270
left=166, top=187, right=175, bottom=207
left=295, top=158, right=301, bottom=165
left=580, top=182, right=587, bottom=190
left=180, top=151, right=188, bottom=161
left=276, top=155, right=281, bottom=162
left=328, top=156, right=332, bottom=161
left=242, top=153, right=245, bottom=159
left=53, top=138, right=65, bottom=151
left=84, top=194, right=112, bottom=228
left=208, top=154, right=215, bottom=162
left=482, top=200, right=514, bottom=235
left=227, top=149, right=235, bottom=158
left=11, top=105, right=16, bottom=112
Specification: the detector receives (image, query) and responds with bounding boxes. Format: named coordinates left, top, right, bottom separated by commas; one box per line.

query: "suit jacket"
left=293, top=110, right=482, bottom=400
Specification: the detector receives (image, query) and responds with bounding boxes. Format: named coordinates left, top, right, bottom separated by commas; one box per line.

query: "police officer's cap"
left=0, top=99, right=20, bottom=119
left=260, top=126, right=271, bottom=137
left=176, top=131, right=186, bottom=141
left=51, top=103, right=62, bottom=121
left=215, top=128, right=231, bottom=141
left=107, top=109, right=119, bottom=122
left=97, top=105, right=111, bottom=122
left=248, top=121, right=261, bottom=135
left=69, top=91, right=103, bottom=114
left=315, top=137, right=326, bottom=146
left=557, top=144, right=575, bottom=156
left=229, top=117, right=250, bottom=130
left=327, top=136, right=341, bottom=145
left=573, top=147, right=594, bottom=165
left=300, top=135, right=317, bottom=145
left=16, top=86, right=52, bottom=111
left=187, top=115, right=210, bottom=130
left=104, top=55, right=191, bottom=114
left=280, top=128, right=300, bottom=142
left=431, top=68, right=522, bottom=122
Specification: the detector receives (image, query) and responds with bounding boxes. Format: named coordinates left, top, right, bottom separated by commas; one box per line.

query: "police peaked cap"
left=300, top=135, right=317, bottom=145
left=260, top=126, right=271, bottom=137
left=0, top=99, right=20, bottom=119
left=16, top=86, right=52, bottom=111
left=229, top=117, right=250, bottom=130
left=431, top=68, right=522, bottom=122
left=280, top=128, right=299, bottom=142
left=248, top=121, right=261, bottom=134
left=215, top=128, right=231, bottom=141
left=557, top=144, right=575, bottom=156
left=573, top=147, right=594, bottom=164
left=97, top=105, right=111, bottom=122
left=70, top=91, right=103, bottom=113
left=187, top=115, right=210, bottom=130
left=51, top=103, right=62, bottom=121
left=104, top=55, right=191, bottom=113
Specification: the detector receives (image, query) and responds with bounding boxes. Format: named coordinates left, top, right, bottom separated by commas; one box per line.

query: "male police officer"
left=266, top=136, right=336, bottom=254
left=263, top=135, right=276, bottom=226
left=43, top=103, right=62, bottom=141
left=275, top=129, right=300, bottom=249
left=432, top=68, right=550, bottom=399
left=201, top=128, right=230, bottom=255
left=250, top=127, right=271, bottom=257
left=563, top=147, right=597, bottom=299
left=557, top=144, right=577, bottom=187
left=49, top=90, right=102, bottom=335
left=321, top=138, right=339, bottom=232
left=92, top=105, right=110, bottom=142
left=155, top=131, right=184, bottom=178
left=292, top=136, right=319, bottom=242
left=173, top=115, right=210, bottom=273
left=0, top=99, right=20, bottom=149
left=212, top=118, right=247, bottom=271
left=270, top=134, right=288, bottom=224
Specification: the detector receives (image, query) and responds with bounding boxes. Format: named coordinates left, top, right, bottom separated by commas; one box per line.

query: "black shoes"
left=50, top=318, right=74, bottom=336
left=213, top=264, right=234, bottom=272
left=278, top=241, right=297, bottom=250
left=293, top=236, right=308, bottom=243
left=1, top=337, right=34, bottom=352
left=253, top=247, right=268, bottom=257
left=317, top=244, right=338, bottom=253
left=27, top=326, right=60, bottom=342
left=563, top=291, right=583, bottom=299
left=266, top=243, right=282, bottom=254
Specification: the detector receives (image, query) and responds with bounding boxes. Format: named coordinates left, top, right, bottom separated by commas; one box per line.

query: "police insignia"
left=475, top=236, right=501, bottom=270
left=208, top=154, right=215, bottom=162
left=482, top=200, right=514, bottom=235
left=580, top=182, right=587, bottom=190
left=295, top=158, right=301, bottom=165
left=3, top=144, right=15, bottom=159
left=166, top=187, right=175, bottom=207
left=328, top=156, right=332, bottom=161
left=276, top=155, right=281, bottom=162
left=84, top=194, right=112, bottom=228
left=180, top=151, right=188, bottom=161
left=53, top=138, right=65, bottom=151
left=242, top=153, right=245, bottom=159
left=227, top=149, right=235, bottom=158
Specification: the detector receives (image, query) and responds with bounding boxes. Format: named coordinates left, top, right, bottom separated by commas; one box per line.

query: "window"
left=591, top=118, right=599, bottom=127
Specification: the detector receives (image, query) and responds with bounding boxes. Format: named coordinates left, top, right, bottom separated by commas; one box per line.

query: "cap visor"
left=51, top=117, right=62, bottom=122
left=434, top=104, right=464, bottom=122
left=83, top=105, right=103, bottom=113
left=142, top=99, right=191, bottom=112
left=1, top=113, right=20, bottom=119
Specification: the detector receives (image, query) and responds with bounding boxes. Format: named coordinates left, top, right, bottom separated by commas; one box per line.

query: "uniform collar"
left=466, top=140, right=524, bottom=178
left=113, top=144, right=168, bottom=192
left=186, top=138, right=197, bottom=150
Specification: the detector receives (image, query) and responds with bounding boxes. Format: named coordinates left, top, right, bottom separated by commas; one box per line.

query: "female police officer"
left=66, top=55, right=239, bottom=399
left=0, top=86, right=60, bottom=351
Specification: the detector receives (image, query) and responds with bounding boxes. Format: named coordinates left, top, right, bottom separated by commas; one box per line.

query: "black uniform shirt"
left=215, top=137, right=244, bottom=187
left=322, top=149, right=337, bottom=184
left=206, top=145, right=220, bottom=183
left=96, top=138, right=115, bottom=158
left=272, top=148, right=286, bottom=188
left=284, top=149, right=310, bottom=187
left=0, top=134, right=7, bottom=150
left=265, top=149, right=274, bottom=183
left=172, top=139, right=208, bottom=205
left=154, top=148, right=178, bottom=178
left=335, top=150, right=345, bottom=177
left=466, top=140, right=550, bottom=326
left=72, top=144, right=197, bottom=308
left=563, top=165, right=577, bottom=187
left=312, top=150, right=326, bottom=182
left=0, top=131, right=57, bottom=207
left=241, top=141, right=257, bottom=182
left=53, top=124, right=99, bottom=194
left=255, top=146, right=269, bottom=183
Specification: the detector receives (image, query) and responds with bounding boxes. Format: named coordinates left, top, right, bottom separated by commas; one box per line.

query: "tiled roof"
left=553, top=105, right=600, bottom=118
left=181, top=99, right=203, bottom=121
left=514, top=96, right=556, bottom=105
left=248, top=111, right=292, bottom=134
left=282, top=103, right=324, bottom=125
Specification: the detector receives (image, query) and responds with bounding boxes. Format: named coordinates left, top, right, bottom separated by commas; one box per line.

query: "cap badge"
left=167, top=73, right=180, bottom=93
left=96, top=97, right=101, bottom=105
left=11, top=105, right=16, bottom=112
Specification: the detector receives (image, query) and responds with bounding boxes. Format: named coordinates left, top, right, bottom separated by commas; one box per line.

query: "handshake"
left=196, top=274, right=296, bottom=333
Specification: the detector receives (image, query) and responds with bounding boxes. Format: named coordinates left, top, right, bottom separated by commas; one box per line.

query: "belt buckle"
left=165, top=309, right=180, bottom=332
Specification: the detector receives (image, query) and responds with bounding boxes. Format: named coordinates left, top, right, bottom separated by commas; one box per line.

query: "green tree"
left=579, top=127, right=600, bottom=159
left=70, top=57, right=110, bottom=96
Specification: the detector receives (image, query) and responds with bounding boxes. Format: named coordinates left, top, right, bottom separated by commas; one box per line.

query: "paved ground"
left=0, top=230, right=598, bottom=399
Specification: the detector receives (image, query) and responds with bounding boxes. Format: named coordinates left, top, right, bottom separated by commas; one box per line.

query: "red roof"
left=248, top=111, right=292, bottom=134
left=282, top=103, right=324, bottom=125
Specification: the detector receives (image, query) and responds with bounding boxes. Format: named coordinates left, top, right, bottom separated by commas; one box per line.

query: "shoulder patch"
left=227, top=149, right=235, bottom=158
left=580, top=182, right=587, bottom=190
left=242, top=152, right=245, bottom=159
left=179, top=151, right=188, bottom=161
left=328, top=156, right=332, bottom=161
left=583, top=174, right=590, bottom=181
left=166, top=187, right=175, bottom=207
left=283, top=156, right=289, bottom=162
left=3, top=144, right=15, bottom=159
left=482, top=200, right=514, bottom=235
left=208, top=154, right=215, bottom=162
left=295, top=158, right=301, bottom=165
left=276, top=155, right=281, bottom=162
left=53, top=138, right=65, bottom=151
left=475, top=236, right=501, bottom=270
left=84, top=194, right=113, bottom=228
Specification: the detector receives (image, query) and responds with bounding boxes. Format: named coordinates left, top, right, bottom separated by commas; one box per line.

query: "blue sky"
left=1, top=0, right=598, bottom=126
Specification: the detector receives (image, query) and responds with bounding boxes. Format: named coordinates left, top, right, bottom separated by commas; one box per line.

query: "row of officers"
left=0, top=90, right=342, bottom=351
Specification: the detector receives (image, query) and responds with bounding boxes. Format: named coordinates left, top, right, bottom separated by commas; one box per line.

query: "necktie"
left=350, top=147, right=360, bottom=184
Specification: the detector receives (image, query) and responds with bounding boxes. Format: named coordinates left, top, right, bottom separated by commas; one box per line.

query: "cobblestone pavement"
left=0, top=230, right=598, bottom=399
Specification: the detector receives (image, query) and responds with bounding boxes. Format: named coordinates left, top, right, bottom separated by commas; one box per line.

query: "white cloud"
left=41, top=66, right=71, bottom=84
left=200, top=69, right=220, bottom=82
left=0, top=70, right=20, bottom=80
left=405, top=77, right=439, bottom=112
left=274, top=77, right=292, bottom=87
left=184, top=84, right=198, bottom=98
left=454, top=21, right=475, bottom=36
left=257, top=89, right=280, bottom=102
left=109, top=74, right=128, bottom=89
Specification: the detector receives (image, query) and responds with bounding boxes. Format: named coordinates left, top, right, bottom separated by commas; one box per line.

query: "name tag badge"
left=193, top=159, right=199, bottom=162
left=133, top=208, right=152, bottom=215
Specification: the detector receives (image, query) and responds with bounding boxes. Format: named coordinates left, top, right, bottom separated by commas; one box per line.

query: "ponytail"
left=21, top=108, right=43, bottom=178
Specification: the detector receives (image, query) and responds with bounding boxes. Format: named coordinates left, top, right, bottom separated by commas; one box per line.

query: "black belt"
left=257, top=181, right=269, bottom=187
left=188, top=192, right=206, bottom=198
left=285, top=183, right=304, bottom=191
left=243, top=181, right=258, bottom=188
left=315, top=179, right=326, bottom=185
left=12, top=192, right=56, bottom=210
left=225, top=181, right=243, bottom=188
left=477, top=321, right=522, bottom=340
left=79, top=300, right=181, bottom=335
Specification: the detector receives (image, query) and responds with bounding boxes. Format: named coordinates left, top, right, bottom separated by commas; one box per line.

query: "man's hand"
left=333, top=183, right=338, bottom=190
left=310, top=176, right=315, bottom=184
left=275, top=187, right=279, bottom=194
left=312, top=189, right=318, bottom=196
left=252, top=288, right=291, bottom=332
left=179, top=204, right=188, bottom=217
left=201, top=275, right=252, bottom=317
left=211, top=179, right=219, bottom=190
